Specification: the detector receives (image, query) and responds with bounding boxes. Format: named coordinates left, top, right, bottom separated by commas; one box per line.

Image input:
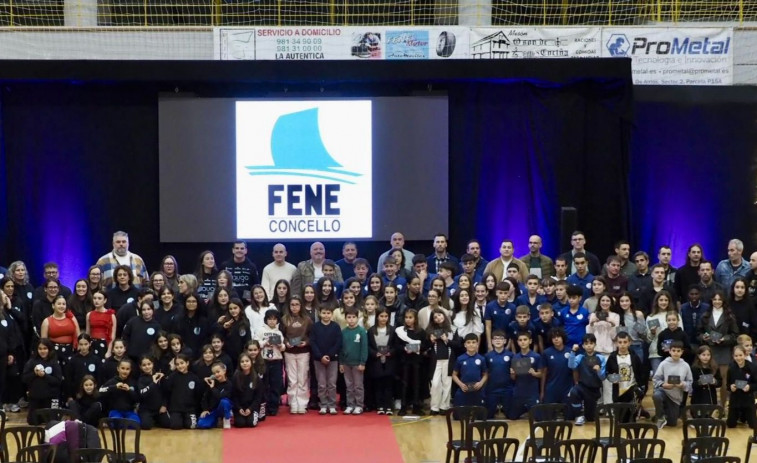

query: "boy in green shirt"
left=340, top=309, right=369, bottom=415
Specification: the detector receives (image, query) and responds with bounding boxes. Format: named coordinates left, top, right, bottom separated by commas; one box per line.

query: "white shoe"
left=575, top=416, right=586, bottom=426
left=657, top=417, right=667, bottom=430
left=222, top=418, right=231, bottom=429
left=319, top=407, right=328, bottom=415
left=394, top=399, right=402, bottom=410
left=329, top=408, right=338, bottom=415
left=352, top=407, right=363, bottom=415
left=344, top=407, right=354, bottom=415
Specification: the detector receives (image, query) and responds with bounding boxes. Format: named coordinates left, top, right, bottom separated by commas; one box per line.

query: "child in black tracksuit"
left=215, top=299, right=251, bottom=369
left=231, top=352, right=264, bottom=428
left=66, top=334, right=105, bottom=400
left=98, top=359, right=140, bottom=423
left=163, top=353, right=202, bottom=429
left=137, top=356, right=170, bottom=429
left=22, top=339, right=63, bottom=425
left=122, top=302, right=162, bottom=364
left=67, top=375, right=103, bottom=426
left=568, top=333, right=606, bottom=425
left=726, top=345, right=757, bottom=428
left=198, top=363, right=233, bottom=429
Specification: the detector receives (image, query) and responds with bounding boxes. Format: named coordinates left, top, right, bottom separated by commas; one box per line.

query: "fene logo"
left=236, top=100, right=373, bottom=239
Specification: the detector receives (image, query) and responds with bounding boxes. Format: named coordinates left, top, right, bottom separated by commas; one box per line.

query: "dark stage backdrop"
left=11, top=76, right=754, bottom=286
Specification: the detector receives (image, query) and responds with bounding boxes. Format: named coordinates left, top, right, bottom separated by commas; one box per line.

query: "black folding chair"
left=617, top=422, right=659, bottom=440
left=15, top=443, right=56, bottom=463
left=618, top=438, right=666, bottom=463
left=471, top=420, right=508, bottom=441
left=524, top=420, right=573, bottom=463
left=97, top=418, right=147, bottom=463
left=475, top=437, right=520, bottom=463
left=444, top=406, right=487, bottom=463
left=71, top=448, right=118, bottom=463
left=552, top=439, right=599, bottom=463
left=1, top=426, right=45, bottom=462
left=681, top=437, right=728, bottom=463
left=595, top=403, right=636, bottom=463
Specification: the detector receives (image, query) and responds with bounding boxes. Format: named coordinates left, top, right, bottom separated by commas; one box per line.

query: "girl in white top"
left=245, top=284, right=276, bottom=340
left=452, top=288, right=484, bottom=339
left=646, top=290, right=681, bottom=374
left=587, top=292, right=621, bottom=405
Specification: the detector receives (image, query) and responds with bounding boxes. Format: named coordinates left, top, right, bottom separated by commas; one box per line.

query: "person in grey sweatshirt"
left=652, top=340, right=693, bottom=429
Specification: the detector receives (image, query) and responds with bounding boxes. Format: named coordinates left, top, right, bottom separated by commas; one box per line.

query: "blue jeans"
left=108, top=410, right=140, bottom=424
left=197, top=398, right=232, bottom=429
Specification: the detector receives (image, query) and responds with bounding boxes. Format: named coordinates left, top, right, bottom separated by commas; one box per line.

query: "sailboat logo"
left=245, top=107, right=362, bottom=185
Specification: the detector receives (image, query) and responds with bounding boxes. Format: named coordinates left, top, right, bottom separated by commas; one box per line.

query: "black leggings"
left=169, top=411, right=197, bottom=429
left=373, top=376, right=394, bottom=410
left=401, top=361, right=421, bottom=409
left=139, top=409, right=171, bottom=429
left=233, top=410, right=258, bottom=428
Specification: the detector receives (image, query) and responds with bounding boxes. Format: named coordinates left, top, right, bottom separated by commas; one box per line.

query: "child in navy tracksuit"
left=197, top=362, right=233, bottom=429
left=508, top=331, right=542, bottom=419
left=568, top=333, right=606, bottom=425
left=507, top=306, right=537, bottom=353
left=540, top=328, right=572, bottom=414
left=485, top=330, right=514, bottom=418
left=452, top=333, right=488, bottom=407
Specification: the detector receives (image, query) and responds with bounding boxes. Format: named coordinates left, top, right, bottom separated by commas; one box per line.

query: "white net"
left=0, top=0, right=754, bottom=27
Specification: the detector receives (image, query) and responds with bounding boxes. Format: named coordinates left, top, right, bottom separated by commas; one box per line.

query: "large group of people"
left=2, top=229, right=757, bottom=430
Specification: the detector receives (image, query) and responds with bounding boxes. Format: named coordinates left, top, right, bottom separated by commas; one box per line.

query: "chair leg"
left=446, top=448, right=452, bottom=463
left=747, top=440, right=753, bottom=463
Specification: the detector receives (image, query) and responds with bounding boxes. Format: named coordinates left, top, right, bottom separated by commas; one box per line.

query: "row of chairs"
left=0, top=409, right=146, bottom=463
left=445, top=403, right=748, bottom=463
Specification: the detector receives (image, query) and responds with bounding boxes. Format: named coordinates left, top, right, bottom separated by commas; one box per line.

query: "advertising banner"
left=468, top=27, right=601, bottom=59
left=601, top=27, right=733, bottom=85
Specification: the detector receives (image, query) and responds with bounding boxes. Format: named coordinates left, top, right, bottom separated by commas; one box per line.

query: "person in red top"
left=40, top=295, right=81, bottom=373
left=87, top=289, right=117, bottom=358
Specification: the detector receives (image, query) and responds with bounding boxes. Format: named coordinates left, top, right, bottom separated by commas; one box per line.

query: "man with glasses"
left=559, top=231, right=601, bottom=276
left=32, top=263, right=72, bottom=302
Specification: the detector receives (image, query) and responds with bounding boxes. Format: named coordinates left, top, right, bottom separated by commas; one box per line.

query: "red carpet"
left=222, top=412, right=404, bottom=463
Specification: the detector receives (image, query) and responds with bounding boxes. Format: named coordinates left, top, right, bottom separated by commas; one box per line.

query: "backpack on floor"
left=45, top=420, right=102, bottom=463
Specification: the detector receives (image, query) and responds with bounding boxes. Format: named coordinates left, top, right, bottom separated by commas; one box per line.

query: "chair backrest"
left=1, top=426, right=46, bottom=462
left=628, top=458, right=673, bottom=463
left=595, top=403, right=637, bottom=442
left=16, top=443, right=56, bottom=463
left=71, top=448, right=117, bottom=463
left=683, top=418, right=727, bottom=440
left=619, top=438, right=666, bottom=461
left=528, top=403, right=566, bottom=426
left=34, top=409, right=73, bottom=426
left=684, top=437, right=729, bottom=462
left=553, top=439, right=599, bottom=463
left=530, top=420, right=573, bottom=456
left=444, top=406, right=487, bottom=445
left=683, top=404, right=725, bottom=421
left=617, top=422, right=659, bottom=440
left=476, top=438, right=520, bottom=463
left=471, top=420, right=508, bottom=441
left=697, top=457, right=741, bottom=463
left=98, top=418, right=142, bottom=459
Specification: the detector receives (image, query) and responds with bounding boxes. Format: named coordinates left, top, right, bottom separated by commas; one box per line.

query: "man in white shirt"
left=261, top=243, right=297, bottom=299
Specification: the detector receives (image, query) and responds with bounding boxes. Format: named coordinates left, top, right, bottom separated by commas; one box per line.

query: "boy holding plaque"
left=726, top=345, right=757, bottom=428
left=452, top=333, right=488, bottom=408
left=256, top=309, right=286, bottom=416
left=507, top=331, right=542, bottom=419
left=567, top=333, right=606, bottom=426
left=652, top=341, right=692, bottom=429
